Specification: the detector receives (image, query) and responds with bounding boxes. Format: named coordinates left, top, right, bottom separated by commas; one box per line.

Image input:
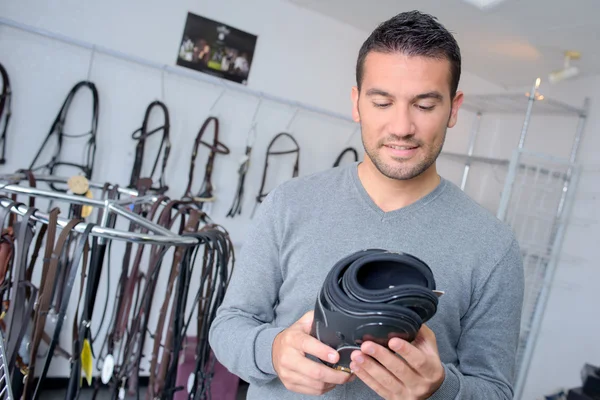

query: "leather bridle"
left=226, top=123, right=257, bottom=218
left=0, top=62, right=12, bottom=166
left=156, top=226, right=234, bottom=400
left=129, top=100, right=171, bottom=194
left=255, top=132, right=300, bottom=205
left=28, top=81, right=100, bottom=192
left=32, top=219, right=96, bottom=399
left=183, top=116, right=230, bottom=206
left=333, top=147, right=358, bottom=167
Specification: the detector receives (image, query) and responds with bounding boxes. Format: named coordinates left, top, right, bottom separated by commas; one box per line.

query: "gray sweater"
left=209, top=163, right=524, bottom=399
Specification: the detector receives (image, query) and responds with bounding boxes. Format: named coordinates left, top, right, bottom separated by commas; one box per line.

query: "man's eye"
left=374, top=103, right=391, bottom=109
left=416, top=104, right=435, bottom=111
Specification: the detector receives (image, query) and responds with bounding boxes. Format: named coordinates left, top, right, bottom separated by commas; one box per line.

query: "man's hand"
left=272, top=310, right=353, bottom=395
left=349, top=324, right=445, bottom=400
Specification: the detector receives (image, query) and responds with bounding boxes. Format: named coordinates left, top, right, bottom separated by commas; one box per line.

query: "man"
left=209, top=10, right=524, bottom=400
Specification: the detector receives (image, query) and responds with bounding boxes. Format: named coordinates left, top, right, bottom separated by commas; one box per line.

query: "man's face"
left=351, top=52, right=463, bottom=181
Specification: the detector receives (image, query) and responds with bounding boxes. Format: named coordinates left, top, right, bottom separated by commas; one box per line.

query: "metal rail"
left=0, top=174, right=199, bottom=246
left=0, top=332, right=14, bottom=400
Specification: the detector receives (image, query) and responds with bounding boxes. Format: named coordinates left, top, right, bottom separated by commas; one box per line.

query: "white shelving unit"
left=441, top=81, right=590, bottom=400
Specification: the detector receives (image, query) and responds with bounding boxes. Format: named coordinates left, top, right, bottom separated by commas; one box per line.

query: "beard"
left=361, top=127, right=447, bottom=181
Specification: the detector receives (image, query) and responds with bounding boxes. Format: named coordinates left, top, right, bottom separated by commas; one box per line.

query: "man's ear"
left=351, top=86, right=360, bottom=123
left=447, top=91, right=464, bottom=128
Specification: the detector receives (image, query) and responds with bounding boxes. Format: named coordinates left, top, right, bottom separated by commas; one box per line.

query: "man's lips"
left=383, top=144, right=419, bottom=157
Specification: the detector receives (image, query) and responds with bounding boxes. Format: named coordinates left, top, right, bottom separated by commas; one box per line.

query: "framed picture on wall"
left=176, top=12, right=258, bottom=85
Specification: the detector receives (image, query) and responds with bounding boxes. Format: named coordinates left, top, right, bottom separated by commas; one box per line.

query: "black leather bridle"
left=129, top=100, right=171, bottom=194
left=255, top=132, right=300, bottom=206
left=160, top=228, right=233, bottom=400
left=0, top=62, right=12, bottom=166
left=183, top=116, right=230, bottom=207
left=28, top=81, right=99, bottom=192
left=226, top=124, right=256, bottom=218
left=333, top=147, right=358, bottom=167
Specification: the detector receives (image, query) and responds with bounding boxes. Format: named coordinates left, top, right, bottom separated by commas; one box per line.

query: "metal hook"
left=286, top=107, right=300, bottom=131
left=251, top=96, right=263, bottom=124
left=246, top=121, right=259, bottom=149
left=246, top=96, right=263, bottom=148
left=87, top=45, right=96, bottom=81
left=209, top=85, right=227, bottom=114
left=160, top=65, right=167, bottom=101
left=345, top=124, right=360, bottom=145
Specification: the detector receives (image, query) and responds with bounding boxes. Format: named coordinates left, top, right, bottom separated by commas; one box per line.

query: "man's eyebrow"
left=365, top=88, right=394, bottom=98
left=414, top=91, right=444, bottom=101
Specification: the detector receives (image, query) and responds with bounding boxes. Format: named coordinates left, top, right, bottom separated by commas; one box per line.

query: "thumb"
left=293, top=310, right=314, bottom=333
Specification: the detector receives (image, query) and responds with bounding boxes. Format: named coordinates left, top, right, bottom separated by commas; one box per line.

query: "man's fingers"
left=293, top=310, right=314, bottom=331
left=387, top=337, right=427, bottom=372
left=349, top=352, right=402, bottom=399
left=360, top=340, right=422, bottom=382
left=298, top=333, right=339, bottom=364
left=281, top=373, right=337, bottom=395
left=288, top=355, right=352, bottom=386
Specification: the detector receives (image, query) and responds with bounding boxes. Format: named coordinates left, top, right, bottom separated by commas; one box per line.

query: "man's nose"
left=388, top=105, right=416, bottom=137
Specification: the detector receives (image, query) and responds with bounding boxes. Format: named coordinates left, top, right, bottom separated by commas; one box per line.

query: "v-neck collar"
left=349, top=162, right=447, bottom=221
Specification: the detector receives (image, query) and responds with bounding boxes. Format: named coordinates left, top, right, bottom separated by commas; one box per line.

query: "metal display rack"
left=444, top=80, right=590, bottom=400
left=0, top=332, right=13, bottom=400
left=0, top=173, right=212, bottom=398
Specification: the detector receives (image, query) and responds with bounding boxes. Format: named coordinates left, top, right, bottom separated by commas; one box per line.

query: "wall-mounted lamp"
left=548, top=51, right=581, bottom=84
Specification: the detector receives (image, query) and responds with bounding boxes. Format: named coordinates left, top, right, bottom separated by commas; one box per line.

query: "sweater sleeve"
left=428, top=237, right=525, bottom=400
left=208, top=188, right=286, bottom=386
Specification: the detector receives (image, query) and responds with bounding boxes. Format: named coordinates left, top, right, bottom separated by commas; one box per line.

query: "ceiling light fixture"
left=548, top=51, right=581, bottom=84
left=462, top=0, right=507, bottom=10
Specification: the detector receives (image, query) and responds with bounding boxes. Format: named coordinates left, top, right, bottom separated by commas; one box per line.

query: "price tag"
left=81, top=190, right=94, bottom=218
left=101, top=354, right=115, bottom=384
left=67, top=175, right=89, bottom=195
left=187, top=373, right=195, bottom=394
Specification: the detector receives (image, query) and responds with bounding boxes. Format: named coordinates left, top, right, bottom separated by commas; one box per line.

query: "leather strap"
left=4, top=206, right=37, bottom=372
left=0, top=197, right=16, bottom=289
left=333, top=147, right=358, bottom=167
left=96, top=196, right=176, bottom=398
left=28, top=81, right=100, bottom=192
left=146, top=203, right=201, bottom=399
left=32, top=220, right=95, bottom=400
left=21, top=207, right=61, bottom=399
left=188, top=226, right=234, bottom=399
left=161, top=226, right=234, bottom=399
left=129, top=100, right=171, bottom=194
left=183, top=116, right=230, bottom=204
left=66, top=183, right=121, bottom=398
left=226, top=123, right=257, bottom=218
left=255, top=132, right=300, bottom=204
left=8, top=170, right=37, bottom=227
left=122, top=197, right=173, bottom=395
left=0, top=62, right=11, bottom=165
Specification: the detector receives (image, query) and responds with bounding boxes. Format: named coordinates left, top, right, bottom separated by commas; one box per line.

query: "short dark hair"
left=356, top=10, right=461, bottom=99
